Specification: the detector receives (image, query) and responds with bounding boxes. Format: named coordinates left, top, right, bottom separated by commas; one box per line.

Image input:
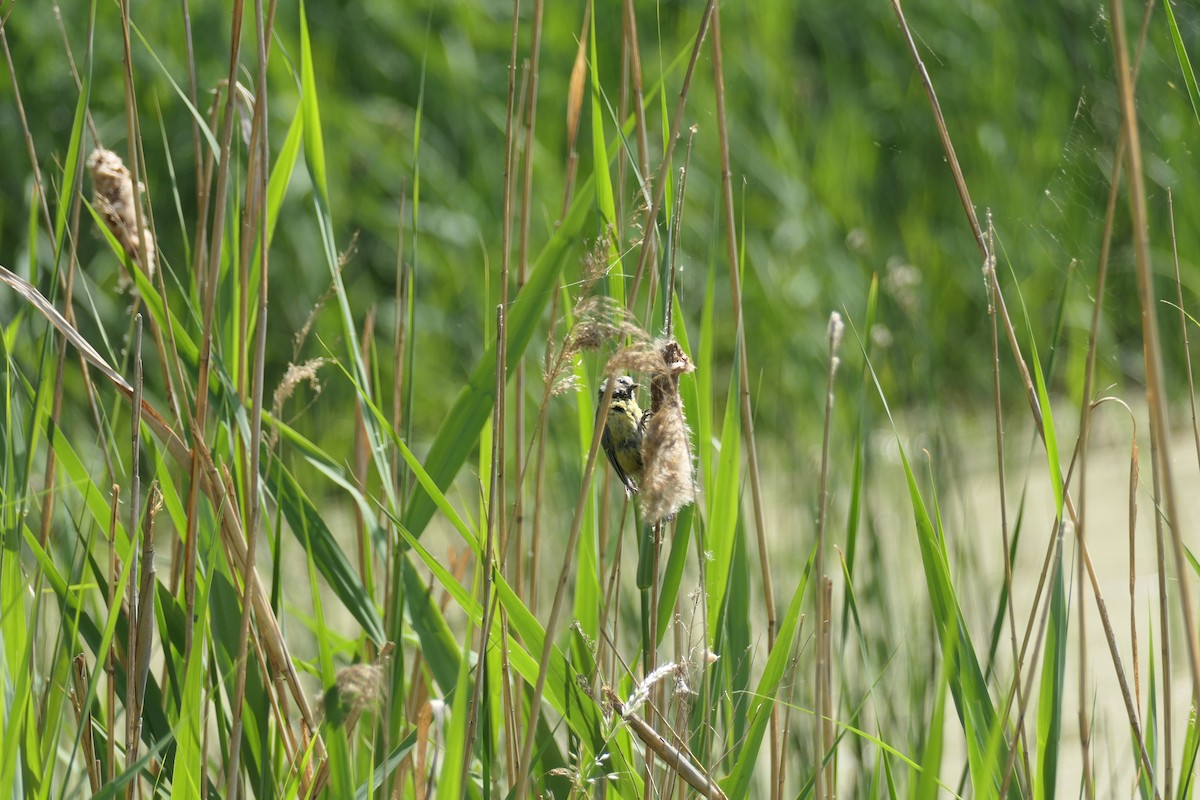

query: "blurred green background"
left=2, top=0, right=1199, bottom=456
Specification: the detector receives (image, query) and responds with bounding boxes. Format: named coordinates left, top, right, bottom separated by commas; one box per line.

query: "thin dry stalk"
left=982, top=223, right=1032, bottom=783
left=7, top=9, right=117, bottom=478
left=0, top=265, right=325, bottom=790
left=1068, top=3, right=1156, bottom=792
left=490, top=4, right=521, bottom=776
left=814, top=313, right=843, bottom=800
left=353, top=310, right=376, bottom=588
left=1000, top=517, right=1068, bottom=798
left=890, top=0, right=1162, bottom=788
left=180, top=0, right=203, bottom=217
left=52, top=3, right=100, bottom=145
left=388, top=194, right=409, bottom=639
left=133, top=483, right=160, bottom=759
left=821, top=577, right=834, bottom=796
left=463, top=306, right=506, bottom=788
left=71, top=655, right=103, bottom=793
left=595, top=501, right=631, bottom=697
left=512, top=0, right=543, bottom=583
left=1165, top=187, right=1195, bottom=795
left=227, top=2, right=273, bottom=791
left=183, top=0, right=246, bottom=667
left=513, top=376, right=622, bottom=798
left=644, top=522, right=663, bottom=800
left=622, top=0, right=654, bottom=260
left=124, top=317, right=143, bottom=797
left=117, top=0, right=157, bottom=293
left=106, top=484, right=119, bottom=781
left=626, top=0, right=716, bottom=305
left=709, top=9, right=781, bottom=792
left=1111, top=0, right=1200, bottom=720
left=38, top=114, right=89, bottom=550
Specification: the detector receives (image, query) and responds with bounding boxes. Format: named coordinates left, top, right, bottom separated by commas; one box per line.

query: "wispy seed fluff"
left=637, top=340, right=696, bottom=526
left=828, top=311, right=845, bottom=377
left=86, top=148, right=157, bottom=280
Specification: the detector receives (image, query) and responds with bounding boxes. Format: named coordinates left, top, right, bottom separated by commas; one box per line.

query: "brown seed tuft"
left=266, top=359, right=331, bottom=448
left=637, top=340, right=696, bottom=525
left=86, top=148, right=157, bottom=281
left=319, top=662, right=385, bottom=725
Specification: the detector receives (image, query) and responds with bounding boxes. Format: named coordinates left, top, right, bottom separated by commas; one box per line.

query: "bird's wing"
left=601, top=420, right=638, bottom=496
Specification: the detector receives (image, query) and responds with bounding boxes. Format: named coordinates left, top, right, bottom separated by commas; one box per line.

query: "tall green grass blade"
left=437, top=618, right=474, bottom=800
left=267, top=458, right=385, bottom=644
left=721, top=544, right=814, bottom=796
left=1164, top=0, right=1200, bottom=127
left=705, top=346, right=742, bottom=645
left=170, top=555, right=210, bottom=800
left=299, top=2, right=328, bottom=204
left=1139, top=626, right=1157, bottom=800
left=391, top=519, right=640, bottom=795
left=572, top=367, right=601, bottom=641
left=399, top=171, right=594, bottom=542
left=587, top=0, right=621, bottom=305
left=131, top=22, right=219, bottom=157
left=90, top=734, right=177, bottom=800
left=53, top=7, right=92, bottom=264
left=842, top=275, right=879, bottom=638
left=914, top=622, right=956, bottom=800
left=1035, top=549, right=1067, bottom=800
left=1177, top=704, right=1199, bottom=800
left=861, top=334, right=1004, bottom=798
left=0, top=534, right=30, bottom=800
left=656, top=504, right=693, bottom=645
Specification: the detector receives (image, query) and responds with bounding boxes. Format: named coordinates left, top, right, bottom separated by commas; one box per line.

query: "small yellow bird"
left=598, top=375, right=645, bottom=496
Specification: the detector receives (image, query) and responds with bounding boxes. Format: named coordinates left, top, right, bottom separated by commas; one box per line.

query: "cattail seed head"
left=86, top=148, right=157, bottom=281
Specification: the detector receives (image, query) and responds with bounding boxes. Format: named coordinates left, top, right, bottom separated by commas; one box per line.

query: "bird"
left=597, top=375, right=645, bottom=497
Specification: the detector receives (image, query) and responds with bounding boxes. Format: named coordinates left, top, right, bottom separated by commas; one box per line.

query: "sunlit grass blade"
left=399, top=170, right=595, bottom=541
left=705, top=346, right=741, bottom=645
left=1035, top=548, right=1067, bottom=800
left=860, top=328, right=1004, bottom=798
left=914, top=622, right=955, bottom=800
left=52, top=3, right=92, bottom=265
left=266, top=457, right=385, bottom=644
left=1164, top=0, right=1200, bottom=127
left=720, top=542, right=813, bottom=797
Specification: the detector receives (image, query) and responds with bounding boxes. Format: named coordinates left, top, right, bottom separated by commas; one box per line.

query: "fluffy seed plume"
left=631, top=340, right=696, bottom=525
left=319, top=662, right=385, bottom=726
left=86, top=148, right=157, bottom=280
left=266, top=358, right=330, bottom=448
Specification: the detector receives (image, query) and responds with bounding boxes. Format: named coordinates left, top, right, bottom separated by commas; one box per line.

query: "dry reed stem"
left=814, top=313, right=843, bottom=800
left=70, top=655, right=102, bottom=793
left=124, top=316, right=143, bottom=795
left=1111, top=0, right=1198, bottom=785
left=1071, top=4, right=1156, bottom=791
left=228, top=3, right=274, bottom=790
left=625, top=0, right=715, bottom=306
left=106, top=483, right=119, bottom=781
left=890, top=0, right=1163, bottom=790
left=462, top=305, right=506, bottom=788
left=707, top=9, right=783, bottom=793
left=513, top=372, right=621, bottom=798
left=0, top=265, right=322, bottom=790
left=982, top=222, right=1032, bottom=785
left=605, top=687, right=727, bottom=800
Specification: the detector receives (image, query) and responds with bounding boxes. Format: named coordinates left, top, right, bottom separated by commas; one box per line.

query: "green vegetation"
left=2, top=0, right=1200, bottom=797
